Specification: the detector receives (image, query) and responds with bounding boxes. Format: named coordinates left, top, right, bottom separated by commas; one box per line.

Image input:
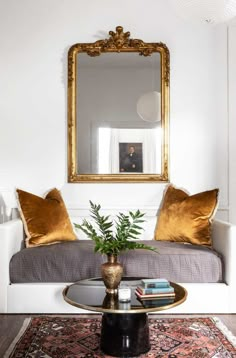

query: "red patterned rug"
left=4, top=316, right=236, bottom=357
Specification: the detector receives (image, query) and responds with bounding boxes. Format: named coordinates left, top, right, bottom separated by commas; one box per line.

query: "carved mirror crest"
left=68, top=26, right=170, bottom=182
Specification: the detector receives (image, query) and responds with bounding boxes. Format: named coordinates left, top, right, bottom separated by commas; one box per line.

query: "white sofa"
left=0, top=215, right=236, bottom=314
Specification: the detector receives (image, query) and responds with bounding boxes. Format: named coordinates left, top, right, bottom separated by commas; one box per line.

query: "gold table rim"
left=62, top=278, right=187, bottom=314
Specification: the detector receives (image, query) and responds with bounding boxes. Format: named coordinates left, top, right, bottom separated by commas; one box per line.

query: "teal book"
left=141, top=278, right=170, bottom=289
left=137, top=285, right=174, bottom=295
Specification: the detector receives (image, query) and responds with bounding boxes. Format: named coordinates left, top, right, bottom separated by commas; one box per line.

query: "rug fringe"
left=212, top=316, right=236, bottom=348
left=3, top=317, right=32, bottom=358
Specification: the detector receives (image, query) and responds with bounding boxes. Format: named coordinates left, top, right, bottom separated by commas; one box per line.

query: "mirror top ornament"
left=68, top=26, right=170, bottom=182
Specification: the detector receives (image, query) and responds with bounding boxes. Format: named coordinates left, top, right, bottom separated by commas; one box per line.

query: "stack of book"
left=135, top=278, right=175, bottom=307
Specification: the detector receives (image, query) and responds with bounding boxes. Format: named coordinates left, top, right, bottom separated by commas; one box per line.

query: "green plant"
left=74, top=201, right=158, bottom=256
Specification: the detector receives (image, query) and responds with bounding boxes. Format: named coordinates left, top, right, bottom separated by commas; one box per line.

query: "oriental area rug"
left=4, top=316, right=236, bottom=358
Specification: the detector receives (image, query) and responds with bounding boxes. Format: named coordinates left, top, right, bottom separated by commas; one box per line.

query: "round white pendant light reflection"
left=169, top=0, right=236, bottom=24
left=137, top=91, right=161, bottom=123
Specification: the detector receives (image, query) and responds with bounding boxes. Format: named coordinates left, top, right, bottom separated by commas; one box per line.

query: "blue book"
left=137, top=285, right=174, bottom=295
left=141, top=278, right=170, bottom=289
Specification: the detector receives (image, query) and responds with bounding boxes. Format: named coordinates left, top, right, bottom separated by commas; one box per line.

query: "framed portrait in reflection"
left=119, top=143, right=143, bottom=173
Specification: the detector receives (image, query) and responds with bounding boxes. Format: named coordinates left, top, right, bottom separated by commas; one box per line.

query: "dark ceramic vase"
left=101, top=254, right=123, bottom=294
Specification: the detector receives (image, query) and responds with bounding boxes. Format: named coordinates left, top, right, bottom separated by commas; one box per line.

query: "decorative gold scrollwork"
left=76, top=27, right=169, bottom=64
left=107, top=26, right=131, bottom=49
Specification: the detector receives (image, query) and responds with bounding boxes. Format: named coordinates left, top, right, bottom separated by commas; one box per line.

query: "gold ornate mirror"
left=68, top=26, right=169, bottom=182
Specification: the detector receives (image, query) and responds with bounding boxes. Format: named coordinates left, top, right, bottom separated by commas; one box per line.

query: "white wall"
left=0, top=0, right=229, bottom=220
left=229, top=23, right=236, bottom=224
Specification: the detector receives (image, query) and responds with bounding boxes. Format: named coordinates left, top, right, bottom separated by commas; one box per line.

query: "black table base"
left=100, top=312, right=150, bottom=357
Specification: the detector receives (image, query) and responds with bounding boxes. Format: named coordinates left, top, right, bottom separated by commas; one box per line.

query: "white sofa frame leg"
left=0, top=219, right=24, bottom=313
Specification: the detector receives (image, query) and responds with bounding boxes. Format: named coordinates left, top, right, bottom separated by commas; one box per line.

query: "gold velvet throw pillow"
left=16, top=188, right=77, bottom=248
left=155, top=185, right=219, bottom=246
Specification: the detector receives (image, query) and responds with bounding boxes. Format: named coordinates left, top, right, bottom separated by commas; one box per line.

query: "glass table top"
left=63, top=277, right=187, bottom=314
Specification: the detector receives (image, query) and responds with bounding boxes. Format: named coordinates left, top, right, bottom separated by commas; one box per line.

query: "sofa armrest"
left=212, top=219, right=236, bottom=286
left=0, top=218, right=24, bottom=312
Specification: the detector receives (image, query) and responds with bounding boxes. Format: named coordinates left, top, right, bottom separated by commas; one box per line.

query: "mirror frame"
left=68, top=26, right=170, bottom=182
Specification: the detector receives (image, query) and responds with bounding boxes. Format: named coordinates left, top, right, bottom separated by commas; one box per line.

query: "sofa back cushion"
left=16, top=188, right=77, bottom=248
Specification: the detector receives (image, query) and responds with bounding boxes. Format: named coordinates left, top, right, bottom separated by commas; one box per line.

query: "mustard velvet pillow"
left=155, top=185, right=219, bottom=246
left=16, top=188, right=77, bottom=248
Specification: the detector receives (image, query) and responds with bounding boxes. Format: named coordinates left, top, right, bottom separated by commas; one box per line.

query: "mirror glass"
left=68, top=27, right=169, bottom=182
left=77, top=52, right=161, bottom=174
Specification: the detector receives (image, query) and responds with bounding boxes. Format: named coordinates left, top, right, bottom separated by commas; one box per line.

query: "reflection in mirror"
left=68, top=26, right=170, bottom=182
left=77, top=53, right=161, bottom=175
left=97, top=128, right=162, bottom=174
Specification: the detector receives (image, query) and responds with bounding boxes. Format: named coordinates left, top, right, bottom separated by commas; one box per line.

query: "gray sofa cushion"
left=9, top=240, right=223, bottom=283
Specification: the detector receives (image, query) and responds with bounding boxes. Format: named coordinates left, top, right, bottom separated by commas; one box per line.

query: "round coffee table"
left=63, top=277, right=187, bottom=357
